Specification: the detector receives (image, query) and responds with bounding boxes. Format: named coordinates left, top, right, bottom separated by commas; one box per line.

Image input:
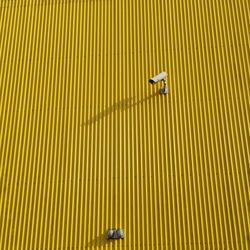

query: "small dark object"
left=106, top=229, right=124, bottom=239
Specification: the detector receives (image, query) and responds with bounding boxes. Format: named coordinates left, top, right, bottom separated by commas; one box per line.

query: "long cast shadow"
left=83, top=91, right=160, bottom=126
left=86, top=232, right=125, bottom=248
left=86, top=233, right=110, bottom=248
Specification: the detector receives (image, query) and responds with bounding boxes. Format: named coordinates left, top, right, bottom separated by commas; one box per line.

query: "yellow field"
left=0, top=0, right=249, bottom=249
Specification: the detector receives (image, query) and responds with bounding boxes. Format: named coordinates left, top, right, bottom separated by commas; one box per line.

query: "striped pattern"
left=0, top=0, right=249, bottom=249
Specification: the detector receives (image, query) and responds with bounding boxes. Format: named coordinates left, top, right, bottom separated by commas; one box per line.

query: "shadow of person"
left=83, top=91, right=160, bottom=126
left=86, top=233, right=112, bottom=248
